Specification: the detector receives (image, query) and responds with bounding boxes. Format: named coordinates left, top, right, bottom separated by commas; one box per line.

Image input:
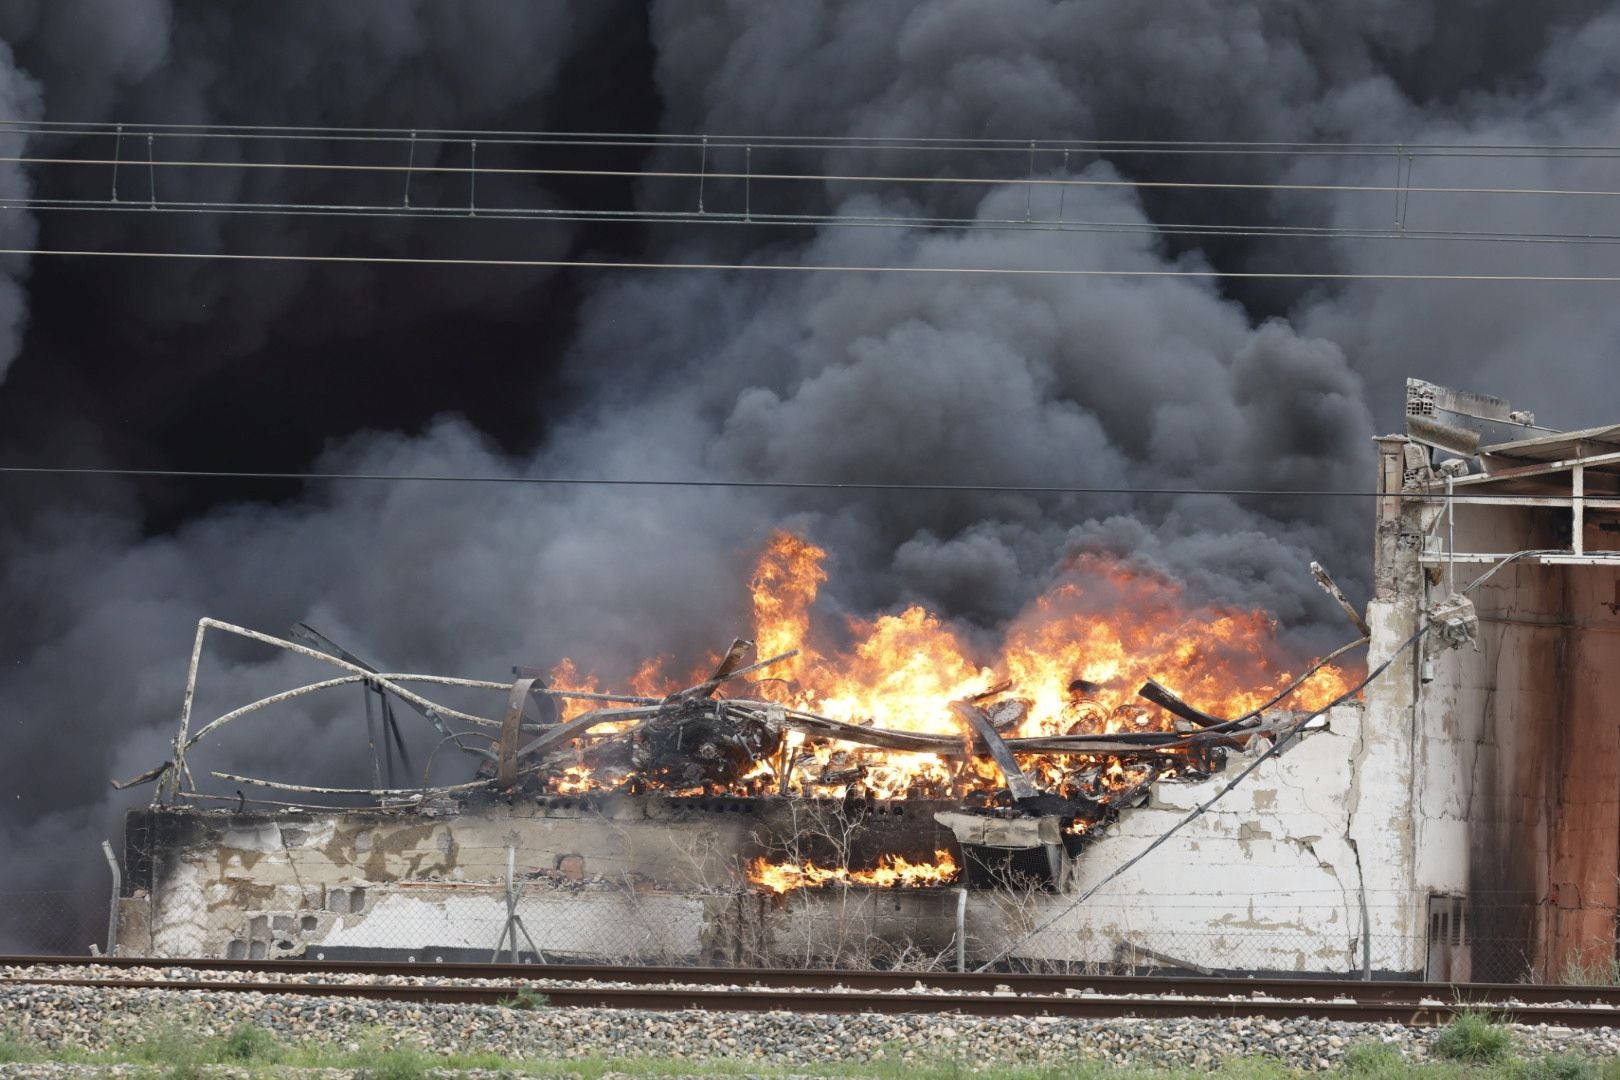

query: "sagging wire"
left=1223, top=634, right=1371, bottom=728
left=422, top=730, right=499, bottom=789
left=973, top=545, right=1567, bottom=971
left=973, top=623, right=1424, bottom=972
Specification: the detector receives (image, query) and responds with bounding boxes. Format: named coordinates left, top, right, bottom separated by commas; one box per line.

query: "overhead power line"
left=15, top=196, right=1620, bottom=249
left=9, top=125, right=1620, bottom=251
left=3, top=246, right=1620, bottom=283
left=5, top=119, right=1620, bottom=158
left=0, top=464, right=1608, bottom=503
left=10, top=152, right=1620, bottom=200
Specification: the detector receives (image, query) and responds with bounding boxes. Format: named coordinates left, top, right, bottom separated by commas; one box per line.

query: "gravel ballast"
left=3, top=981, right=1619, bottom=1073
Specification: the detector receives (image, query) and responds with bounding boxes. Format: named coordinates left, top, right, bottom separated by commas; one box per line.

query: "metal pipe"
left=100, top=840, right=120, bottom=957
left=186, top=673, right=502, bottom=748
left=498, top=842, right=519, bottom=965
left=169, top=620, right=211, bottom=799
left=955, top=887, right=968, bottom=973
left=191, top=618, right=503, bottom=728
left=1447, top=475, right=1456, bottom=592
left=362, top=684, right=382, bottom=791
left=1574, top=463, right=1586, bottom=555
left=210, top=770, right=493, bottom=796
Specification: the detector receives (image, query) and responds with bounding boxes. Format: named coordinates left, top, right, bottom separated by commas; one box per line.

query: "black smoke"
left=2, top=1, right=1619, bottom=950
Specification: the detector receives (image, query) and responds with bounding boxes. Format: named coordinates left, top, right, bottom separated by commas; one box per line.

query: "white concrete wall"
left=1004, top=702, right=1425, bottom=975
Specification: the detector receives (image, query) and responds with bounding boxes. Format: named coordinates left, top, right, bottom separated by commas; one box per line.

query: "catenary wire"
left=4, top=246, right=1620, bottom=283
left=13, top=195, right=1620, bottom=249
left=11, top=152, right=1620, bottom=200
left=2, top=464, right=1618, bottom=504
left=9, top=118, right=1620, bottom=157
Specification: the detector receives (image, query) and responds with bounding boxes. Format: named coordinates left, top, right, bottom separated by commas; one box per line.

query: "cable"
left=3, top=246, right=1620, bottom=283
left=13, top=151, right=1620, bottom=200
left=6, top=118, right=1620, bottom=157
left=4, top=464, right=1620, bottom=503
left=16, top=195, right=1620, bottom=249
left=973, top=622, right=1431, bottom=971
left=971, top=545, right=1578, bottom=972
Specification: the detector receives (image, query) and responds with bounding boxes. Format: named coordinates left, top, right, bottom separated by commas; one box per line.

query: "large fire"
left=541, top=530, right=1356, bottom=805
left=748, top=849, right=961, bottom=894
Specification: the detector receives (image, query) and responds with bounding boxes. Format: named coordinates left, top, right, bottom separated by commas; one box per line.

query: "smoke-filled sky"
left=3, top=1, right=1620, bottom=947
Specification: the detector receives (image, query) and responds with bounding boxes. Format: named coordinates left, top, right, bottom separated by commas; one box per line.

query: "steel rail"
left=5, top=973, right=1619, bottom=1027
left=5, top=956, right=1620, bottom=1019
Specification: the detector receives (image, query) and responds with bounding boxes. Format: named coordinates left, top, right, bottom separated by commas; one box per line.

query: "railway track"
left=5, top=955, right=1620, bottom=1028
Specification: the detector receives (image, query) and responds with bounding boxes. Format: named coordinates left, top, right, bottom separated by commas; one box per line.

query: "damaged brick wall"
left=118, top=796, right=965, bottom=965
left=120, top=732, right=1430, bottom=975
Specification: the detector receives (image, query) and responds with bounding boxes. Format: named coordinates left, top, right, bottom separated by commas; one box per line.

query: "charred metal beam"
left=971, top=679, right=1013, bottom=702
left=680, top=638, right=753, bottom=699
left=515, top=705, right=653, bottom=759
left=949, top=700, right=1090, bottom=818
left=678, top=646, right=800, bottom=699
left=1310, top=561, right=1372, bottom=638
left=288, top=622, right=451, bottom=738
left=362, top=683, right=382, bottom=789
left=496, top=676, right=552, bottom=787
left=1136, top=679, right=1225, bottom=728
left=381, top=695, right=410, bottom=786
left=110, top=761, right=171, bottom=790
left=950, top=702, right=1037, bottom=799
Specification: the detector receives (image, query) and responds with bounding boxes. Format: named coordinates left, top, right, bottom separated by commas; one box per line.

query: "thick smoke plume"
left=2, top=1, right=1619, bottom=949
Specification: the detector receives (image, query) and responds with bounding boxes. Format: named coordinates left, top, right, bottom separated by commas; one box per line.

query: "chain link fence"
left=0, top=888, right=112, bottom=956
left=2, top=837, right=1610, bottom=985
left=6, top=871, right=1607, bottom=986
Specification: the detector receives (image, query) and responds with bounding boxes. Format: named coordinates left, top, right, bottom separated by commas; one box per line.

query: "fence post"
left=100, top=840, right=121, bottom=956
left=955, top=887, right=968, bottom=973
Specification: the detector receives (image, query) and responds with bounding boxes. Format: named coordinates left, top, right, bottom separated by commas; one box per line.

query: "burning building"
left=112, top=380, right=1620, bottom=980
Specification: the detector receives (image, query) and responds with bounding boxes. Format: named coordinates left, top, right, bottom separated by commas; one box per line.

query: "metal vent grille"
left=1426, top=894, right=1473, bottom=981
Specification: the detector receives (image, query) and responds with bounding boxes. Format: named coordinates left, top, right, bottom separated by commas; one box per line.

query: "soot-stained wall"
left=1377, top=438, right=1620, bottom=981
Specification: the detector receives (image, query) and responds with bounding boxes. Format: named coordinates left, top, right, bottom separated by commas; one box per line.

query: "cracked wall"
left=1009, top=701, right=1425, bottom=976
left=1376, top=438, right=1620, bottom=981
left=115, top=435, right=1619, bottom=976
left=118, top=795, right=967, bottom=965
left=120, top=750, right=1416, bottom=973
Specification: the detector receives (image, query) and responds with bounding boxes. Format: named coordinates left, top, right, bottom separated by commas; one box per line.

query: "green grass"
left=1513, top=1053, right=1602, bottom=1080
left=217, top=1022, right=283, bottom=1064
left=1343, top=1041, right=1407, bottom=1076
left=1433, top=1007, right=1516, bottom=1064
left=0, top=1014, right=1613, bottom=1079
left=127, top=1021, right=218, bottom=1079
left=345, top=1042, right=436, bottom=1080
left=0, top=1037, right=40, bottom=1064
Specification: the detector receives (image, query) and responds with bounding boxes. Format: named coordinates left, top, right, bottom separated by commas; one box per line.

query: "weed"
left=347, top=1034, right=436, bottom=1080
left=1561, top=957, right=1620, bottom=986
left=218, top=1022, right=282, bottom=1063
left=503, top=984, right=550, bottom=1010
left=0, top=1038, right=37, bottom=1064
left=128, top=1022, right=212, bottom=1074
left=1516, top=1053, right=1598, bottom=1080
left=1433, top=1007, right=1515, bottom=1064
left=1343, top=1041, right=1406, bottom=1074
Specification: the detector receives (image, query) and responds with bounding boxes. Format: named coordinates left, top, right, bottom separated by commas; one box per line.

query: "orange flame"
left=545, top=529, right=1357, bottom=798
left=748, top=849, right=961, bottom=894
left=750, top=531, right=828, bottom=688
